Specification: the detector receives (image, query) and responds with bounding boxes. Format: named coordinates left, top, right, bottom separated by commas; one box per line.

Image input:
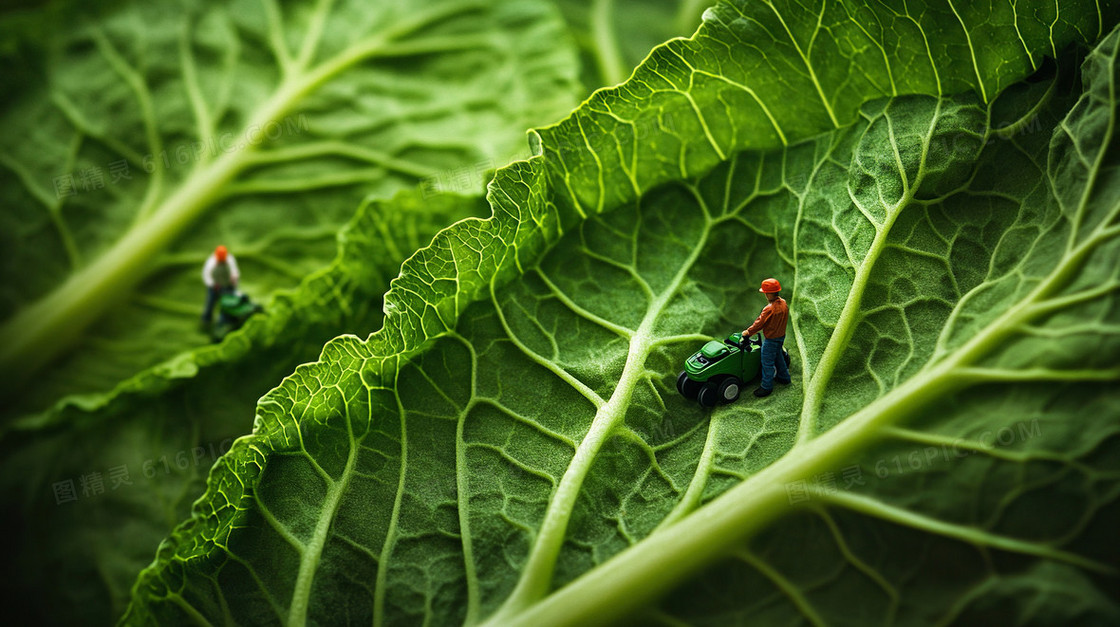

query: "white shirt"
left=201, top=252, right=240, bottom=288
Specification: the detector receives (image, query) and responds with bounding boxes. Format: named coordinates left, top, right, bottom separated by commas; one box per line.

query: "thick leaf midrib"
left=490, top=194, right=717, bottom=621
left=590, top=0, right=626, bottom=86
left=506, top=65, right=1120, bottom=626
left=0, top=1, right=487, bottom=395
left=795, top=100, right=939, bottom=444
left=504, top=338, right=1059, bottom=626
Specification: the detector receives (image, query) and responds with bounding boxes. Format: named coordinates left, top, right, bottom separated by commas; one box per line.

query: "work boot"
left=753, top=387, right=772, bottom=397
left=775, top=377, right=791, bottom=385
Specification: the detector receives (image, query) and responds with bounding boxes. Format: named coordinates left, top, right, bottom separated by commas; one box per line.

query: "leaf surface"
left=0, top=0, right=696, bottom=620
left=0, top=189, right=487, bottom=624
left=125, top=1, right=1120, bottom=625
left=0, top=0, right=580, bottom=415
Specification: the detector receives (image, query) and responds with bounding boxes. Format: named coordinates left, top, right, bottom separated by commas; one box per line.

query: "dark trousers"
left=760, top=335, right=791, bottom=390
left=201, top=286, right=233, bottom=323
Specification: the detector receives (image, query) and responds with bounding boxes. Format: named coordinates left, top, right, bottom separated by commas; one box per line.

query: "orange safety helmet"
left=215, top=245, right=228, bottom=262
left=759, top=278, right=781, bottom=293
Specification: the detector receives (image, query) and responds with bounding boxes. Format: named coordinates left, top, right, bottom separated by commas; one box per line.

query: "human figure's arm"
left=744, top=304, right=772, bottom=337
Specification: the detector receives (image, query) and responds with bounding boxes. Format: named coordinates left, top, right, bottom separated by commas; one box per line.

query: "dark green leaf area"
left=0, top=191, right=485, bottom=625
left=650, top=31, right=1120, bottom=626
left=662, top=384, right=1120, bottom=626
left=127, top=16, right=1120, bottom=625
left=0, top=0, right=580, bottom=415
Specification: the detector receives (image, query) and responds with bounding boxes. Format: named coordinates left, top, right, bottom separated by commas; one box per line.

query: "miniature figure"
left=200, top=245, right=240, bottom=329
left=743, top=278, right=790, bottom=397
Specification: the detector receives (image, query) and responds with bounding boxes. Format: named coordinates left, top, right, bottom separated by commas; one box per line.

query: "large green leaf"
left=516, top=64, right=1120, bottom=627
left=0, top=0, right=700, bottom=431
left=0, top=189, right=488, bottom=624
left=536, top=0, right=1111, bottom=218
left=0, top=0, right=580, bottom=416
left=124, top=1, right=1119, bottom=625
left=553, top=0, right=709, bottom=88
left=0, top=1, right=659, bottom=622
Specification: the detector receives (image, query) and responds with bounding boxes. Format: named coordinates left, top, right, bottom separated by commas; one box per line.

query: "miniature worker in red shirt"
left=743, top=278, right=790, bottom=397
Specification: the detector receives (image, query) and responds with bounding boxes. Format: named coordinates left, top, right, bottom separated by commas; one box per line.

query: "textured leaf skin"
left=0, top=0, right=580, bottom=416
left=0, top=2, right=581, bottom=622
left=0, top=190, right=486, bottom=624
left=0, top=2, right=708, bottom=622
left=125, top=2, right=1120, bottom=625
left=537, top=0, right=1114, bottom=218
left=534, top=60, right=1120, bottom=627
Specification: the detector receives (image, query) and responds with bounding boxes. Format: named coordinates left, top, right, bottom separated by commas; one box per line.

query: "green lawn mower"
left=210, top=290, right=264, bottom=343
left=676, top=331, right=791, bottom=408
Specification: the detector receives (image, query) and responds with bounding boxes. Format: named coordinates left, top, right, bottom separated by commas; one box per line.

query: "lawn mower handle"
left=727, top=332, right=763, bottom=350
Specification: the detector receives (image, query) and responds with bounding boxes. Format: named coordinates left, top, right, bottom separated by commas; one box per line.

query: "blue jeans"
left=760, top=336, right=790, bottom=390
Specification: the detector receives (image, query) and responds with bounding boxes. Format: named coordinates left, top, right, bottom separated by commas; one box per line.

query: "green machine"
left=210, top=291, right=264, bottom=342
left=676, top=331, right=790, bottom=408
